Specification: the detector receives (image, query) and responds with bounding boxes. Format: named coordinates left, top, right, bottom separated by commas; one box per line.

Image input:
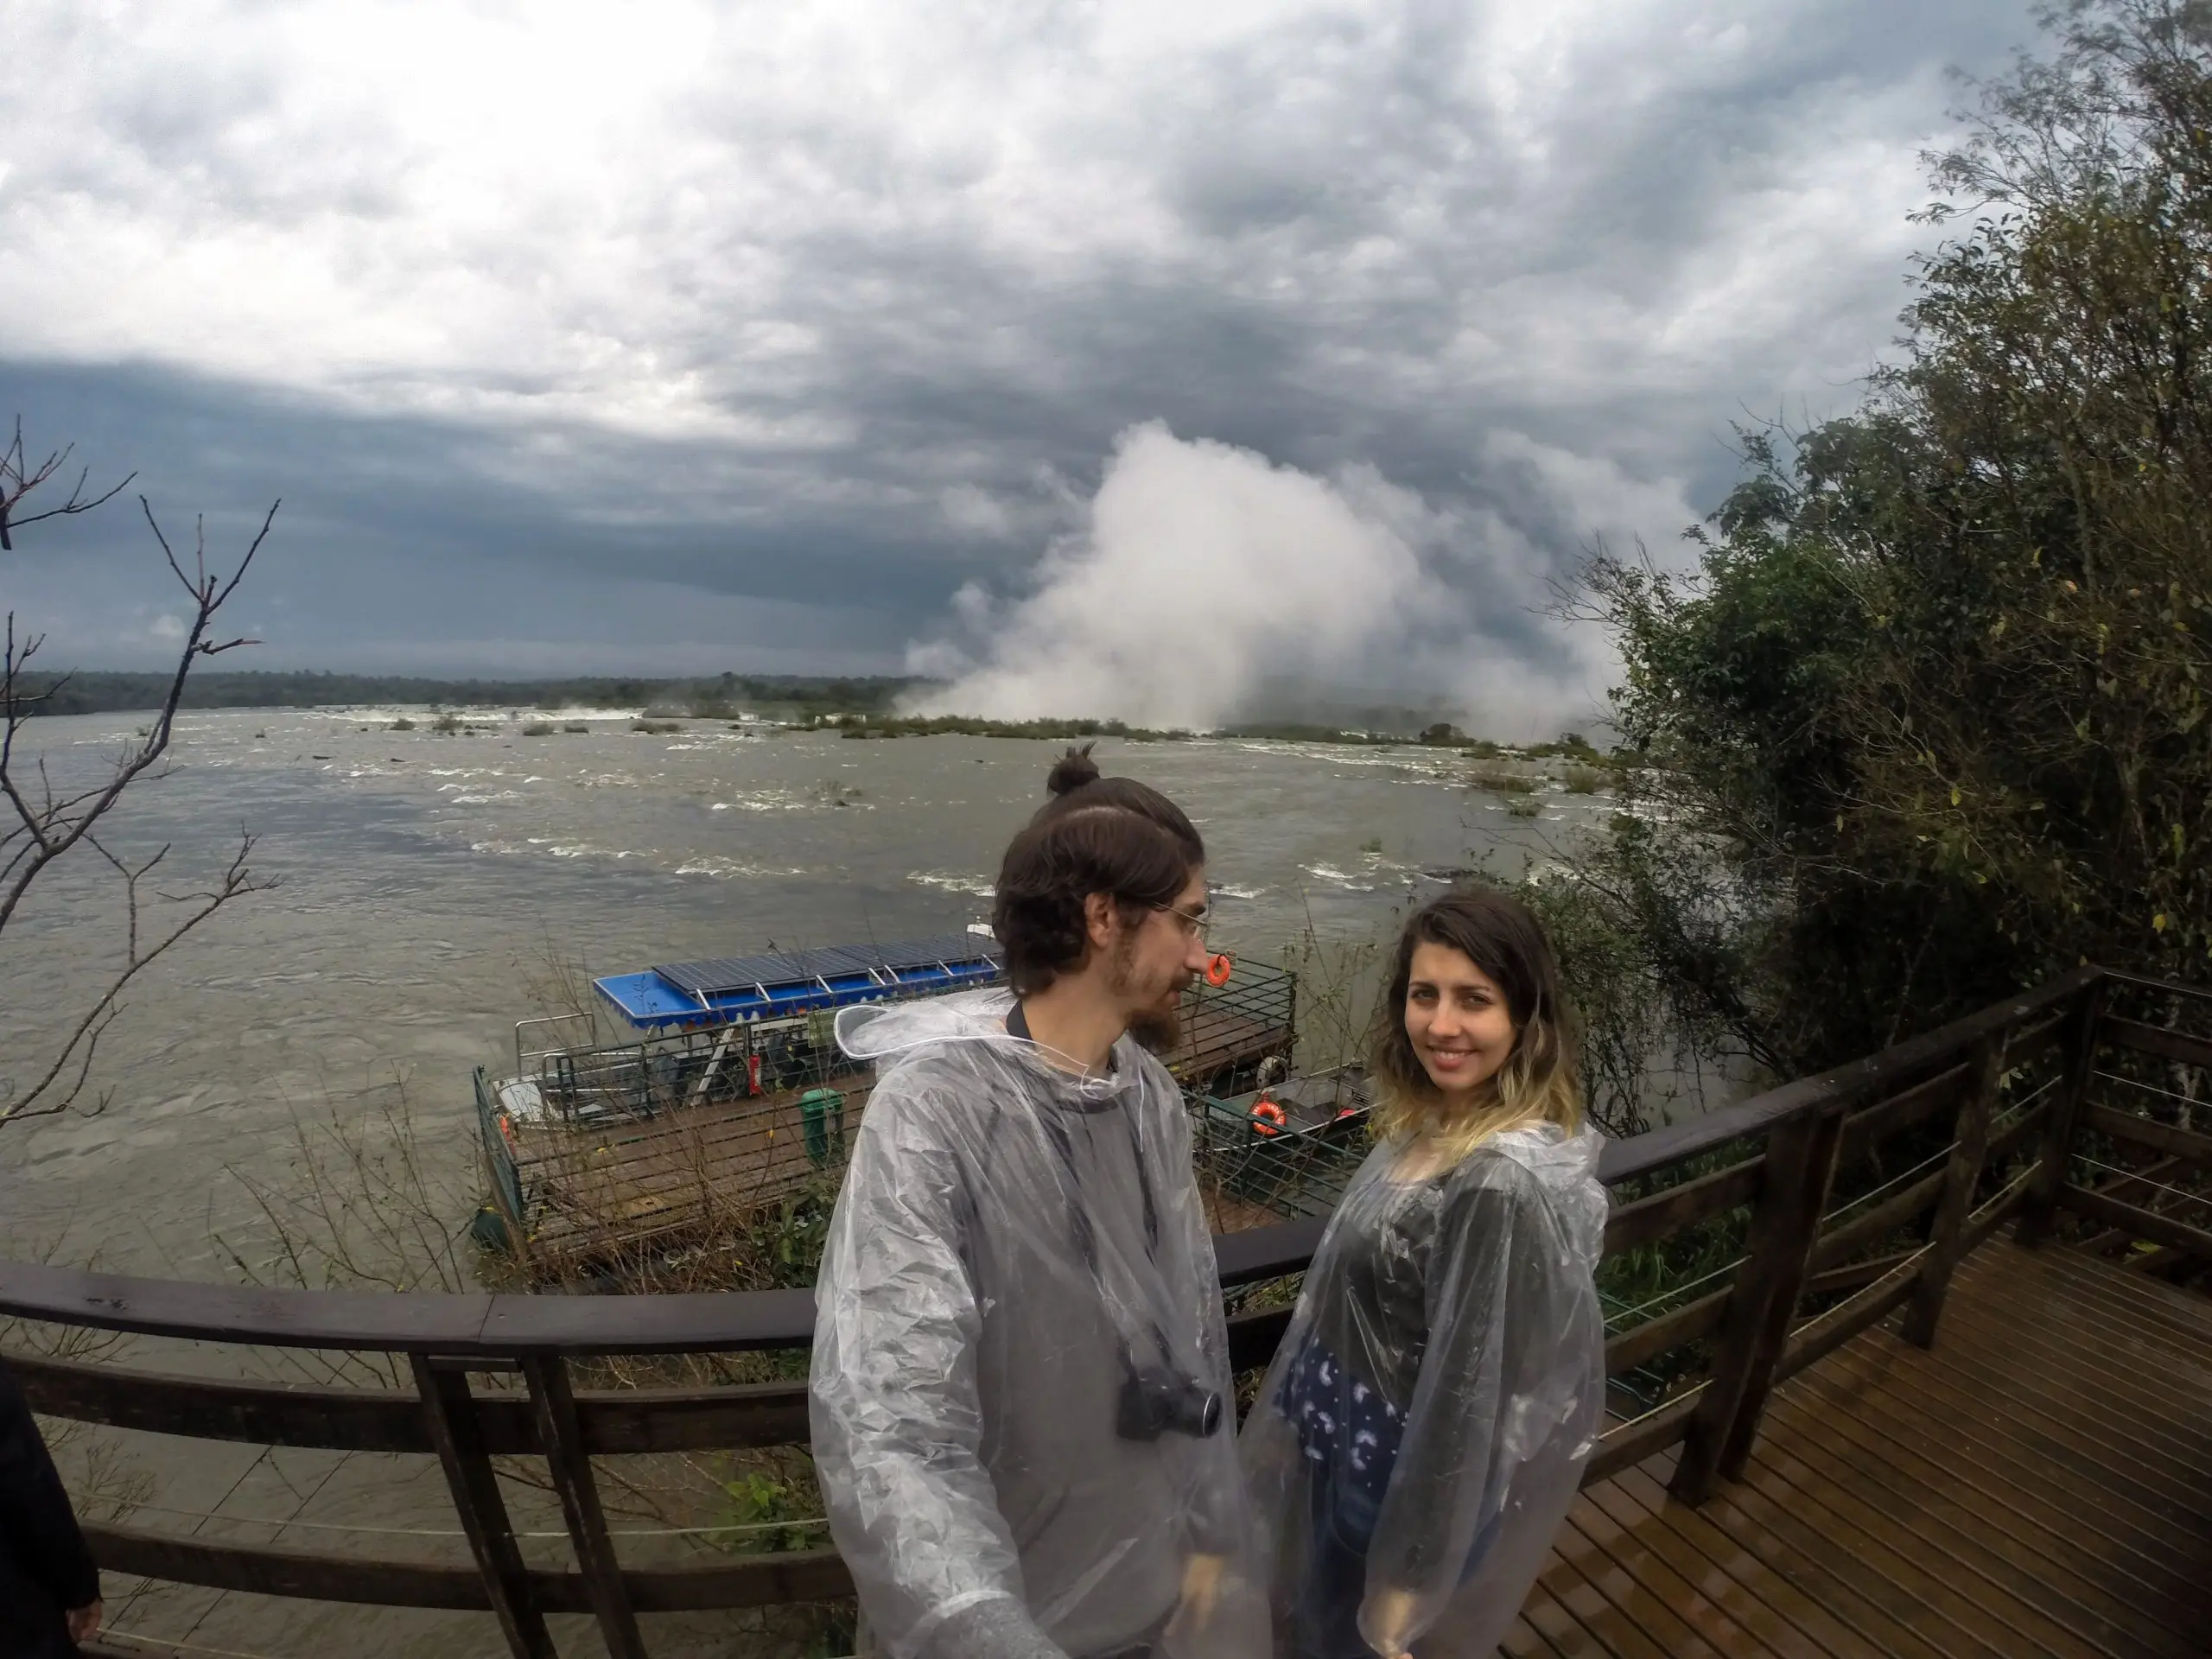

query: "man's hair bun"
left=1046, top=743, right=1103, bottom=798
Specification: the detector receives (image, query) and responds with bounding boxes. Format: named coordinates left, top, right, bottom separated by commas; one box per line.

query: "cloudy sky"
left=1, top=0, right=2044, bottom=729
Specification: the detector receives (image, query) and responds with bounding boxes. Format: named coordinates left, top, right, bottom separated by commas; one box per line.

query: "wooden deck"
left=1513, top=1241, right=2212, bottom=1658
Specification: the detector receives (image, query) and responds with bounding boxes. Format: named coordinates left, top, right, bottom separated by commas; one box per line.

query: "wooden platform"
left=1513, top=1242, right=2212, bottom=1658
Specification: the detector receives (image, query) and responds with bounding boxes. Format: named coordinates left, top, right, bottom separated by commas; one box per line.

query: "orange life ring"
left=1250, top=1098, right=1286, bottom=1136
left=1205, top=953, right=1234, bottom=988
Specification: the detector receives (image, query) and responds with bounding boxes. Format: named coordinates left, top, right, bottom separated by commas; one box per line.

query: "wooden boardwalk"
left=1513, top=1242, right=2212, bottom=1658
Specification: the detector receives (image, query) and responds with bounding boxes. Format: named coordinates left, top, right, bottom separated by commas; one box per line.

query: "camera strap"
left=1007, top=999, right=1175, bottom=1370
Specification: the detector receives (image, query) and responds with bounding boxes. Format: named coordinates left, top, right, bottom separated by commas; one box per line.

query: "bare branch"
left=0, top=834, right=268, bottom=1128
left=0, top=418, right=135, bottom=552
left=0, top=421, right=276, bottom=1131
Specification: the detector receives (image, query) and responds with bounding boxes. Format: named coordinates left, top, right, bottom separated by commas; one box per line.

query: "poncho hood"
left=834, top=986, right=1014, bottom=1060
left=837, top=986, right=1152, bottom=1109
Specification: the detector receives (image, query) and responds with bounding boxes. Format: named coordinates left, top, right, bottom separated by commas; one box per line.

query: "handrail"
left=0, top=964, right=2103, bottom=1350
left=1597, top=964, right=2100, bottom=1185
left=2099, top=966, right=2212, bottom=1006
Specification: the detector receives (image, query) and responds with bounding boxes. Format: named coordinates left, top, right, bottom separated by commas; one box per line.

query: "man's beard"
left=1109, top=933, right=1189, bottom=1055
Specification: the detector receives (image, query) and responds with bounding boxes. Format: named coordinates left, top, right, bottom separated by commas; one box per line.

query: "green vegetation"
left=1563, top=765, right=1606, bottom=795
left=520, top=721, right=556, bottom=736
left=1470, top=766, right=1537, bottom=795
left=10, top=668, right=913, bottom=719
left=1505, top=795, right=1544, bottom=818
left=1552, top=0, right=2212, bottom=1082
left=388, top=716, right=415, bottom=732
left=632, top=718, right=683, bottom=734
left=826, top=712, right=1195, bottom=741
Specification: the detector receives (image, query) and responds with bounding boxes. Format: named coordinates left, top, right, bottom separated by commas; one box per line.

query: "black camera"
left=1116, top=1361, right=1223, bottom=1441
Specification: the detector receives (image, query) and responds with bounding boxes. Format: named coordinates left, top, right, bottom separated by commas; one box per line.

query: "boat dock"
left=480, top=947, right=1298, bottom=1281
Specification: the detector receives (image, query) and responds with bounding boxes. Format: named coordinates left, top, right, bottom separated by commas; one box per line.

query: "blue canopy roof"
left=593, top=931, right=1004, bottom=1030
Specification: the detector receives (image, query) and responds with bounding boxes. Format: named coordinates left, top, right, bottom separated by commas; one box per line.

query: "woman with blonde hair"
left=1241, top=889, right=1606, bottom=1658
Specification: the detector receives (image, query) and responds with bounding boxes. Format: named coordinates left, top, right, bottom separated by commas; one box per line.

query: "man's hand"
left=67, top=1599, right=104, bottom=1644
left=1360, top=1586, right=1418, bottom=1658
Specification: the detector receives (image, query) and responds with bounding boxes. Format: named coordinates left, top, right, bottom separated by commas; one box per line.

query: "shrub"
left=1563, top=765, right=1605, bottom=795
left=390, top=716, right=416, bottom=732
left=521, top=721, right=556, bottom=736
left=1563, top=1, right=2212, bottom=1077
left=1470, top=766, right=1536, bottom=795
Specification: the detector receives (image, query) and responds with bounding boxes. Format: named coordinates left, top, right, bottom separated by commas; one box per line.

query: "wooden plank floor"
left=1513, top=1242, right=2212, bottom=1657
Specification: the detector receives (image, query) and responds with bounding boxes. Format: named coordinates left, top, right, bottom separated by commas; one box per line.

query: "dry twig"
left=0, top=419, right=276, bottom=1127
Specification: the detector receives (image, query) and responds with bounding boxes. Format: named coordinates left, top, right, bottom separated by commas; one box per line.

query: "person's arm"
left=808, top=1084, right=1065, bottom=1659
left=1357, top=1171, right=1544, bottom=1656
left=0, top=1358, right=101, bottom=1622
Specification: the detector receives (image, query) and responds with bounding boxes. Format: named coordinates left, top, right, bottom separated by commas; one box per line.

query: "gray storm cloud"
left=0, top=1, right=2042, bottom=687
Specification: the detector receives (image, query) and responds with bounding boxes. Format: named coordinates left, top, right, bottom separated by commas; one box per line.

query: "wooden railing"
left=4, top=963, right=2208, bottom=1658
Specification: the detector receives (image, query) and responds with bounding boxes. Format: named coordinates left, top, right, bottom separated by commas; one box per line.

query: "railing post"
left=412, top=1354, right=554, bottom=1659
left=523, top=1351, right=649, bottom=1659
left=2018, top=976, right=2109, bottom=1248
left=1901, top=1031, right=2006, bottom=1348
left=1669, top=1103, right=1843, bottom=1505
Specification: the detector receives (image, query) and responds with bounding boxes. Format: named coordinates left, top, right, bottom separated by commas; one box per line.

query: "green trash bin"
left=800, top=1087, right=846, bottom=1168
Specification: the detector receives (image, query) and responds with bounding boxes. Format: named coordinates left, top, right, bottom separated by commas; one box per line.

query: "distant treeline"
left=16, top=670, right=912, bottom=718
left=820, top=711, right=1617, bottom=760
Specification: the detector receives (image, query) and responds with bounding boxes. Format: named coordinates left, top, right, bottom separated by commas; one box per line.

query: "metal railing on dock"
left=4, top=963, right=2209, bottom=1658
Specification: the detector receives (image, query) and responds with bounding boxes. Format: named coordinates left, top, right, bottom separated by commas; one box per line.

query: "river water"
left=0, top=705, right=1599, bottom=1658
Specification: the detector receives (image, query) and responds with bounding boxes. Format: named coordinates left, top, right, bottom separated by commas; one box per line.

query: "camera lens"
left=1189, top=1389, right=1223, bottom=1439
left=1118, top=1366, right=1225, bottom=1441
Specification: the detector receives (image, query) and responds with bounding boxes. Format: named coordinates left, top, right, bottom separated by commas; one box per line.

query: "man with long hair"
left=810, top=747, right=1262, bottom=1659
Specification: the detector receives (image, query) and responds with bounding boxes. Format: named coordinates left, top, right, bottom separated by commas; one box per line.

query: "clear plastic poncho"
left=810, top=988, right=1267, bottom=1659
left=1240, top=1122, right=1606, bottom=1658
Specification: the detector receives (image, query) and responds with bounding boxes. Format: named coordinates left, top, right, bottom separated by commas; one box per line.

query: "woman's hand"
left=1172, top=1552, right=1224, bottom=1624
left=1360, top=1586, right=1419, bottom=1657
left=67, top=1599, right=104, bottom=1644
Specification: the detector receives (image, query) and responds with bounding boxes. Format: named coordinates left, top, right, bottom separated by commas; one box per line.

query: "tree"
left=0, top=420, right=276, bottom=1127
left=1562, top=0, right=2212, bottom=1080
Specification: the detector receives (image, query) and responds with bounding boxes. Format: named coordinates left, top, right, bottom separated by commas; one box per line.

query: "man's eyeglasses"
left=1151, top=900, right=1211, bottom=941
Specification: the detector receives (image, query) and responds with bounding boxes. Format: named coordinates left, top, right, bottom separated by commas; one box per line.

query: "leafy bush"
left=1470, top=766, right=1536, bottom=795
left=1564, top=0, right=2212, bottom=1077
left=520, top=721, right=556, bottom=736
